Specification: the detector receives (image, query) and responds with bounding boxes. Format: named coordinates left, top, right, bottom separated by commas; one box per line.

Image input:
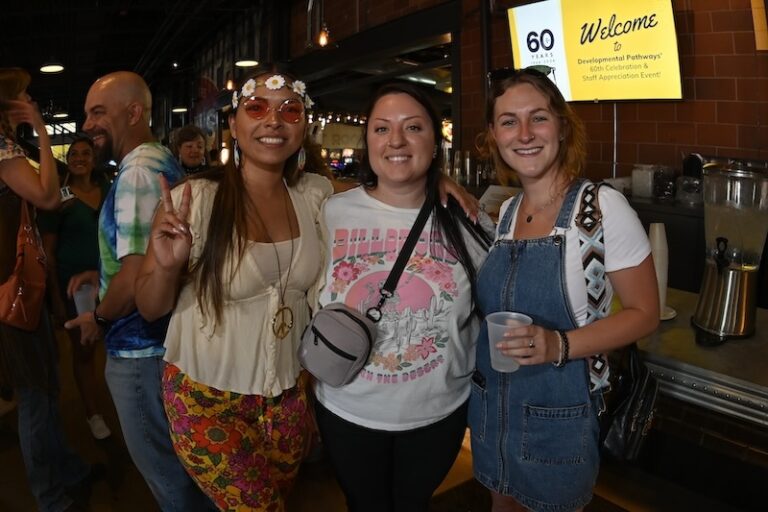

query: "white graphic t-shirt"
left=314, top=187, right=485, bottom=431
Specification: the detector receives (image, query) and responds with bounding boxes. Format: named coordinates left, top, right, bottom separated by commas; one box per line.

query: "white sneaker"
left=87, top=414, right=112, bottom=440
left=0, top=398, right=15, bottom=417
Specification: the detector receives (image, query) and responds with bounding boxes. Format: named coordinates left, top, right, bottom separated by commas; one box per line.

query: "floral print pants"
left=161, top=363, right=308, bottom=511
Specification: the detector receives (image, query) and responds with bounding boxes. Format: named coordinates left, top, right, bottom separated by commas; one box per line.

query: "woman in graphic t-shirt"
left=312, top=82, right=493, bottom=512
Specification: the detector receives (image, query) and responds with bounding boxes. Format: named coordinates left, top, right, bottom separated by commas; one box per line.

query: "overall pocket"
left=468, top=370, right=488, bottom=442
left=521, top=402, right=590, bottom=465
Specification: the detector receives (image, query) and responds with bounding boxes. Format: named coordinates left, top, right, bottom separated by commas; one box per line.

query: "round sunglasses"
left=241, top=97, right=305, bottom=124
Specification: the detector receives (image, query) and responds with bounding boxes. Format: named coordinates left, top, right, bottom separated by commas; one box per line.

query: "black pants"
left=314, top=400, right=468, bottom=512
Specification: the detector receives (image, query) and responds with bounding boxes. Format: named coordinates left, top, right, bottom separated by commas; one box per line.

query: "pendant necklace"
left=522, top=191, right=563, bottom=223
left=253, top=184, right=295, bottom=340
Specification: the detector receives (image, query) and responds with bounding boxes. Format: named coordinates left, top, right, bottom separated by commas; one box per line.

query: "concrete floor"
left=0, top=328, right=478, bottom=512
left=0, top=327, right=746, bottom=511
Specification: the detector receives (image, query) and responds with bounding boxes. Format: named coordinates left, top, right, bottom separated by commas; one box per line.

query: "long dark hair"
left=360, top=82, right=480, bottom=313
left=190, top=63, right=312, bottom=325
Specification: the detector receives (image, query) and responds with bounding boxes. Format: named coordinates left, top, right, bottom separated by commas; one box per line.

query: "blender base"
left=691, top=318, right=754, bottom=347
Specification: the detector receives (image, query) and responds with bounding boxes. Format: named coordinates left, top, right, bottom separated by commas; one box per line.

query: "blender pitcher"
left=692, top=164, right=768, bottom=346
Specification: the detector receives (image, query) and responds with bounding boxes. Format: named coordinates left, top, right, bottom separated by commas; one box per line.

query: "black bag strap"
left=365, top=197, right=432, bottom=322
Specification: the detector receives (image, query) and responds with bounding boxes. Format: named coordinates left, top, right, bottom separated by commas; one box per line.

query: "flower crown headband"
left=231, top=74, right=315, bottom=110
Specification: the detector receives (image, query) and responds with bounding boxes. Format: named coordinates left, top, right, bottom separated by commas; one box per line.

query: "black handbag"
left=575, top=181, right=659, bottom=462
left=599, top=343, right=659, bottom=461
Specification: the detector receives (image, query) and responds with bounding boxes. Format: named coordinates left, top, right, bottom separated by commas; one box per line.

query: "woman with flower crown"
left=136, top=62, right=478, bottom=510
left=135, top=64, right=330, bottom=510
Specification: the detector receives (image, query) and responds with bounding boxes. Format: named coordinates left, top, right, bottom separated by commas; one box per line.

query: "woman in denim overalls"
left=469, top=69, right=659, bottom=511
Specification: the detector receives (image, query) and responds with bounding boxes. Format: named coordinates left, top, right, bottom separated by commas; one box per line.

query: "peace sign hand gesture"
left=152, top=175, right=193, bottom=273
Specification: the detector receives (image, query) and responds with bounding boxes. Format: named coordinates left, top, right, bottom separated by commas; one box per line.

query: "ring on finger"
left=528, top=338, right=535, bottom=348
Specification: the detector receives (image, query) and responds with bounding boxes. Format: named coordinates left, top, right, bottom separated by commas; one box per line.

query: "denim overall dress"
left=468, top=180, right=600, bottom=512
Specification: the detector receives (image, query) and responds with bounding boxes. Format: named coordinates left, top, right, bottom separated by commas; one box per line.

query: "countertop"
left=638, top=288, right=768, bottom=426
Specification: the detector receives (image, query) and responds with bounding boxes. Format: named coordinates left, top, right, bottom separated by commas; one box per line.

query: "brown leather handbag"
left=0, top=200, right=47, bottom=331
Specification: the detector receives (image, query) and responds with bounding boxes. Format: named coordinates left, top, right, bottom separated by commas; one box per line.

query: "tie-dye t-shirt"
left=98, top=142, right=183, bottom=357
left=313, top=187, right=488, bottom=431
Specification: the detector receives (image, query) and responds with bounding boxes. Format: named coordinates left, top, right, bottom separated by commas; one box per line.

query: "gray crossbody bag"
left=298, top=198, right=432, bottom=387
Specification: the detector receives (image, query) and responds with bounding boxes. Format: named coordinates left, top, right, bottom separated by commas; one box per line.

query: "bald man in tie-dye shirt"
left=96, top=142, right=182, bottom=355
left=65, top=71, right=215, bottom=511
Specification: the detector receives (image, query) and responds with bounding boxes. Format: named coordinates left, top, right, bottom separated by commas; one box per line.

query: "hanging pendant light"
left=235, top=58, right=259, bottom=68
left=317, top=22, right=330, bottom=47
left=40, top=60, right=65, bottom=73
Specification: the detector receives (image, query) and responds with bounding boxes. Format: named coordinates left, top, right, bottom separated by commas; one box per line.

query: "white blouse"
left=163, top=173, right=333, bottom=396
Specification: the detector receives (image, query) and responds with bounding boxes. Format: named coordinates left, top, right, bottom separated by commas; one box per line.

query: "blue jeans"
left=17, top=382, right=90, bottom=512
left=105, top=355, right=215, bottom=512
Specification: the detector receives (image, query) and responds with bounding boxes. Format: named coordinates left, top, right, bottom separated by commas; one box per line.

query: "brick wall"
left=475, top=0, right=768, bottom=179
left=459, top=0, right=512, bottom=163
left=291, top=0, right=768, bottom=180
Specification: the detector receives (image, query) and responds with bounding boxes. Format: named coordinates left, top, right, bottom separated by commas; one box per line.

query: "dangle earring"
left=297, top=146, right=306, bottom=171
left=233, top=139, right=240, bottom=168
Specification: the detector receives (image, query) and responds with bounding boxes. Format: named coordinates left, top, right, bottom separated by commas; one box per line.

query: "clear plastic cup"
left=73, top=283, right=96, bottom=315
left=485, top=312, right=533, bottom=372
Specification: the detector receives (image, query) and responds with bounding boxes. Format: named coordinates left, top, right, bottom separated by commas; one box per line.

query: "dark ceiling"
left=1, top=1, right=455, bottom=136
left=0, top=0, right=264, bottom=128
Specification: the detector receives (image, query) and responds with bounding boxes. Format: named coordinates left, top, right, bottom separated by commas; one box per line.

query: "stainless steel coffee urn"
left=692, top=163, right=768, bottom=346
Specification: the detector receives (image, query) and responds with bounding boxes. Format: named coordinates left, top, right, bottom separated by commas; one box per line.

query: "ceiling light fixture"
left=172, top=107, right=188, bottom=113
left=406, top=76, right=437, bottom=85
left=52, top=111, right=68, bottom=119
left=40, top=61, right=64, bottom=73
left=235, top=59, right=259, bottom=68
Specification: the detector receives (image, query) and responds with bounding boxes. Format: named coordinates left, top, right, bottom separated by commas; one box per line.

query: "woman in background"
left=171, top=124, right=210, bottom=175
left=470, top=68, right=659, bottom=511
left=0, top=66, right=91, bottom=512
left=38, top=136, right=112, bottom=440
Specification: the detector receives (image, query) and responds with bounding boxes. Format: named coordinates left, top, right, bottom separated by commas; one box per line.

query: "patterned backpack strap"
left=576, top=181, right=611, bottom=392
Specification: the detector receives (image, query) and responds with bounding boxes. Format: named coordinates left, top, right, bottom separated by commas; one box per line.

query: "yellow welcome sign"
left=508, top=0, right=682, bottom=101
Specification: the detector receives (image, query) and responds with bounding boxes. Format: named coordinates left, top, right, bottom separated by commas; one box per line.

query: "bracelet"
left=553, top=329, right=570, bottom=368
left=93, top=309, right=113, bottom=330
